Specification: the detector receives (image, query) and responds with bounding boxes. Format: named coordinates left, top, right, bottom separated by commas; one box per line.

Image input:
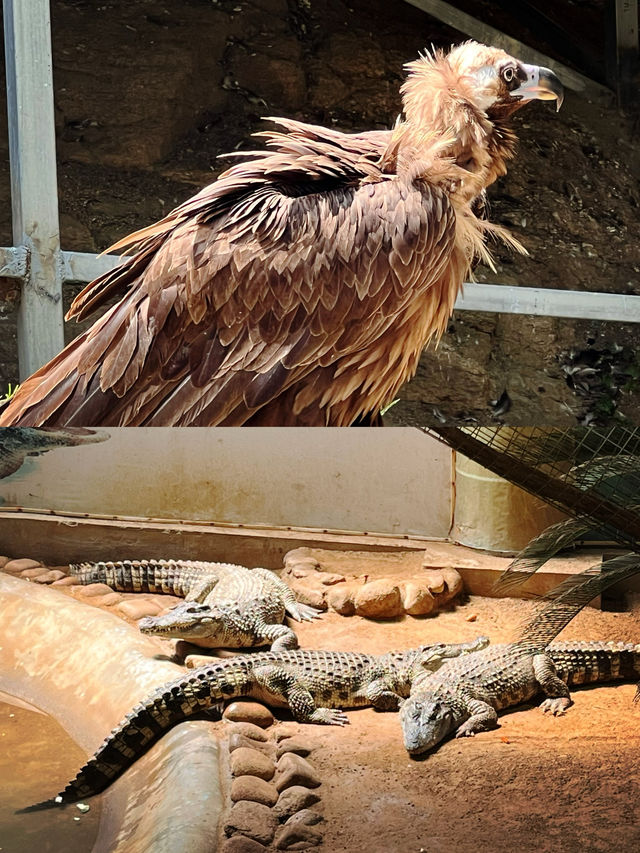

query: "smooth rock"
left=354, top=580, right=402, bottom=618
left=439, top=567, right=464, bottom=598
left=17, top=567, right=49, bottom=579
left=276, top=738, right=313, bottom=758
left=3, top=558, right=42, bottom=574
left=274, top=823, right=323, bottom=849
left=229, top=733, right=276, bottom=757
left=227, top=722, right=270, bottom=742
left=32, top=569, right=67, bottom=584
left=401, top=581, right=435, bottom=616
left=290, top=567, right=312, bottom=579
left=0, top=556, right=9, bottom=568
left=274, top=724, right=300, bottom=742
left=274, top=786, right=321, bottom=820
left=224, top=701, right=275, bottom=728
left=284, top=809, right=324, bottom=827
left=274, top=753, right=321, bottom=792
left=116, top=599, right=164, bottom=620
left=225, top=801, right=278, bottom=845
left=230, top=747, right=275, bottom=781
left=222, top=836, right=268, bottom=853
left=283, top=550, right=319, bottom=571
left=74, top=582, right=116, bottom=597
left=325, top=584, right=355, bottom=616
left=221, top=836, right=267, bottom=853
left=97, top=592, right=124, bottom=606
left=185, top=653, right=217, bottom=669
left=231, top=776, right=279, bottom=807
left=317, top=572, right=346, bottom=585
left=422, top=572, right=446, bottom=595
left=51, top=576, right=77, bottom=587
left=289, top=583, right=326, bottom=611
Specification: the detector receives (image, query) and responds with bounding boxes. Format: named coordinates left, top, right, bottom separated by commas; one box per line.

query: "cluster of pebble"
left=0, top=556, right=168, bottom=621
left=222, top=702, right=324, bottom=852
left=282, top=549, right=463, bottom=619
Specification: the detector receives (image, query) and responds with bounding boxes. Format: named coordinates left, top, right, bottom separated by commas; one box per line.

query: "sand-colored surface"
left=3, top=548, right=640, bottom=852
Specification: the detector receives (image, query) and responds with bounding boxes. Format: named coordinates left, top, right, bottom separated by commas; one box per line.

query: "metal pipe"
left=3, top=0, right=65, bottom=378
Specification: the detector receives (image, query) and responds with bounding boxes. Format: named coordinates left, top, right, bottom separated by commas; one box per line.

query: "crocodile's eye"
left=502, top=65, right=515, bottom=83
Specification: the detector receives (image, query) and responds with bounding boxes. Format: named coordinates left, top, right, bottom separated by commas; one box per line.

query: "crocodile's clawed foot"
left=310, top=708, right=349, bottom=726
left=293, top=603, right=324, bottom=622
left=454, top=723, right=477, bottom=738
left=540, top=697, right=572, bottom=716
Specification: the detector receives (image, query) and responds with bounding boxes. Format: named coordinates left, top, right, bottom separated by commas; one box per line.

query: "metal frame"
left=2, top=0, right=640, bottom=383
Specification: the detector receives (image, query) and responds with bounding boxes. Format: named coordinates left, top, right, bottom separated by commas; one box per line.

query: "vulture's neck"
left=392, top=66, right=518, bottom=204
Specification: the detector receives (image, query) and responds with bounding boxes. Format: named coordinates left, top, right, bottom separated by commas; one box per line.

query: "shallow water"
left=0, top=700, right=100, bottom=853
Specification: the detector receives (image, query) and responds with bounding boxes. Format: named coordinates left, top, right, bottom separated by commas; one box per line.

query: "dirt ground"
left=0, top=0, right=639, bottom=422
left=294, top=596, right=640, bottom=853
left=21, top=548, right=640, bottom=853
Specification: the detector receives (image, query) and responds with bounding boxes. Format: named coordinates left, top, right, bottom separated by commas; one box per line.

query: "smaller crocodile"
left=69, top=559, right=319, bottom=650
left=23, top=637, right=489, bottom=809
left=400, top=556, right=640, bottom=755
left=400, top=641, right=640, bottom=755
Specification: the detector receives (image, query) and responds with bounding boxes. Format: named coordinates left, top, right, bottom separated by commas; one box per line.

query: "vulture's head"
left=402, top=41, right=564, bottom=125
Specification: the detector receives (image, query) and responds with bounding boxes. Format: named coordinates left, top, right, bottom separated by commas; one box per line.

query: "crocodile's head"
left=399, top=692, right=458, bottom=756
left=138, top=601, right=231, bottom=643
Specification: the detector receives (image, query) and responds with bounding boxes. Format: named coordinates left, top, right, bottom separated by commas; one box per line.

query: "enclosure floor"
left=11, top=550, right=640, bottom=853
left=292, top=590, right=640, bottom=853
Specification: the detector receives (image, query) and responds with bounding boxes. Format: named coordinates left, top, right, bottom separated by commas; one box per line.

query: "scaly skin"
left=400, top=641, right=640, bottom=755
left=70, top=559, right=319, bottom=650
left=24, top=637, right=489, bottom=809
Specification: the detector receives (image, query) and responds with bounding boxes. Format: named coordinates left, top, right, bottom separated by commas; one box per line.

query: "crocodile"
left=69, top=559, right=320, bottom=650
left=22, top=637, right=489, bottom=809
left=400, top=640, right=640, bottom=755
left=399, top=555, right=640, bottom=755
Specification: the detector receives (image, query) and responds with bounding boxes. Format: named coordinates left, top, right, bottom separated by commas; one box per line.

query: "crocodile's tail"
left=18, top=662, right=248, bottom=810
left=549, top=641, right=640, bottom=687
left=68, top=558, right=219, bottom=598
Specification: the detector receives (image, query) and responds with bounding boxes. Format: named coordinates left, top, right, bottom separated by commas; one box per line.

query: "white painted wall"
left=0, top=428, right=453, bottom=538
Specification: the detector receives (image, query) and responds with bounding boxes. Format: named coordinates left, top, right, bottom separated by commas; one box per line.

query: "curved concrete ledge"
left=0, top=573, right=224, bottom=853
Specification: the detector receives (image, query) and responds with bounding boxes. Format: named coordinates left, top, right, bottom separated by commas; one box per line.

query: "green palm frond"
left=517, top=552, right=640, bottom=650
left=495, top=516, right=595, bottom=593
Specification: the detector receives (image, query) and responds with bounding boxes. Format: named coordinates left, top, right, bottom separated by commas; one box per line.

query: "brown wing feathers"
left=0, top=45, right=531, bottom=427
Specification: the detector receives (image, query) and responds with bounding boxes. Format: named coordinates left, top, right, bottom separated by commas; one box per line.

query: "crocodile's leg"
left=258, top=623, right=301, bottom=651
left=362, top=679, right=405, bottom=711
left=454, top=698, right=498, bottom=738
left=418, top=637, right=491, bottom=672
left=254, top=569, right=322, bottom=622
left=252, top=664, right=349, bottom=725
left=185, top=577, right=220, bottom=602
left=533, top=652, right=573, bottom=715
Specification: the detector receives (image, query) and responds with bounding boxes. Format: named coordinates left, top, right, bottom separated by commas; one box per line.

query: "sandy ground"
left=292, top=597, right=640, bottom=853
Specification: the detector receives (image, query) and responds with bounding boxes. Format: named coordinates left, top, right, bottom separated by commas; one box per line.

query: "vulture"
left=0, top=42, right=563, bottom=427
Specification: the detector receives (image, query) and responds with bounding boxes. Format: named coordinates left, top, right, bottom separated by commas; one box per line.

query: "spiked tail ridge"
left=18, top=662, right=240, bottom=810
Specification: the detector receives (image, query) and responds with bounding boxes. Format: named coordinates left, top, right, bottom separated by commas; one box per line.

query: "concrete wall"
left=0, top=428, right=453, bottom=539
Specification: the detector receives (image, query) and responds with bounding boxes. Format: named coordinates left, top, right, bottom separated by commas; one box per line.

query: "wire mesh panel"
left=426, top=426, right=640, bottom=547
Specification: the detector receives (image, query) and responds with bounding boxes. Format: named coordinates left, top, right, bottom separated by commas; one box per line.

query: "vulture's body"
left=0, top=43, right=563, bottom=427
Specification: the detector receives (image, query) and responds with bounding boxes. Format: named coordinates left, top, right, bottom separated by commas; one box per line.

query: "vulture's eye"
left=502, top=66, right=515, bottom=83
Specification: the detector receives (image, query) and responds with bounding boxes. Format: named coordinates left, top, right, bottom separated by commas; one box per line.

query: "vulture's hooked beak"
left=512, top=64, right=564, bottom=111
